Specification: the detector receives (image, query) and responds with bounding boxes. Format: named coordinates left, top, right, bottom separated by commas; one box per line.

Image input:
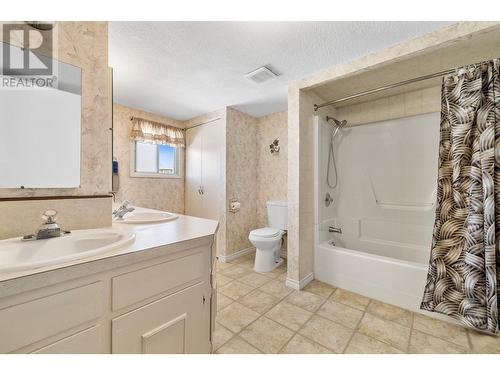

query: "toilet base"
left=254, top=249, right=284, bottom=273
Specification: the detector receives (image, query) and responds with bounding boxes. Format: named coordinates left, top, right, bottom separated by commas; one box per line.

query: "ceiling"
left=109, top=22, right=453, bottom=120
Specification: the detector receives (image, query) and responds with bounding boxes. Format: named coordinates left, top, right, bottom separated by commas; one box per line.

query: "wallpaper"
left=225, top=108, right=258, bottom=255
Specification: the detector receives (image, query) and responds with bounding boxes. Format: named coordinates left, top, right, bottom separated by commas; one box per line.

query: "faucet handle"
left=42, top=209, right=58, bottom=223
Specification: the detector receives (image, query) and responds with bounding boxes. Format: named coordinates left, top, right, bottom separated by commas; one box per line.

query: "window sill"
left=130, top=172, right=183, bottom=179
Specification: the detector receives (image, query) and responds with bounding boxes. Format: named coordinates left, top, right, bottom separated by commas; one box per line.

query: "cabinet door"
left=112, top=283, right=210, bottom=354
left=185, top=125, right=203, bottom=217
left=200, top=119, right=223, bottom=220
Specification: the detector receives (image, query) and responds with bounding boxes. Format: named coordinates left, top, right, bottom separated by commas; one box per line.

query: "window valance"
left=130, top=117, right=185, bottom=147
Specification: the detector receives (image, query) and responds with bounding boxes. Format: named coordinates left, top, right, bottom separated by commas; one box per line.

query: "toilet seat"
left=250, top=227, right=282, bottom=239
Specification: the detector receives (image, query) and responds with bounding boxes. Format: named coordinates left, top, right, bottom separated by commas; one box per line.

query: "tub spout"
left=329, top=226, right=342, bottom=234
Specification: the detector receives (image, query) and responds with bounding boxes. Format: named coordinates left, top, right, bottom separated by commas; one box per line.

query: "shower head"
left=326, top=116, right=348, bottom=129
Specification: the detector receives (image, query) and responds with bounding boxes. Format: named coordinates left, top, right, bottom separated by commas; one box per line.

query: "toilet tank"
left=267, top=201, right=288, bottom=230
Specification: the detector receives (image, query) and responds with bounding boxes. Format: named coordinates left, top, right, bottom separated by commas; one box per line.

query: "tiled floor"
left=213, top=253, right=500, bottom=354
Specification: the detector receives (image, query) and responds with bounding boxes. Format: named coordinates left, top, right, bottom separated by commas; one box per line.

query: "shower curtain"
left=421, top=58, right=500, bottom=333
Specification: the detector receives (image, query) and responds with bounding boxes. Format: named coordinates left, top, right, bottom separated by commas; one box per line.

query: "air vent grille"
left=244, top=66, right=278, bottom=84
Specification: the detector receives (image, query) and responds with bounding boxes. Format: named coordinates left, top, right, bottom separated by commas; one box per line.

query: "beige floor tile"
left=216, top=261, right=232, bottom=271
left=265, top=301, right=313, bottom=331
left=238, top=272, right=272, bottom=288
left=357, top=313, right=410, bottom=351
left=409, top=330, right=467, bottom=354
left=345, top=333, right=404, bottom=354
left=299, top=315, right=353, bottom=353
left=219, top=280, right=254, bottom=300
left=276, top=272, right=288, bottom=281
left=285, top=290, right=326, bottom=312
left=330, top=289, right=370, bottom=311
left=237, top=289, right=280, bottom=314
left=280, top=334, right=333, bottom=354
left=367, top=300, right=412, bottom=327
left=233, top=253, right=255, bottom=263
left=215, top=273, right=233, bottom=287
left=468, top=330, right=500, bottom=354
left=413, top=314, right=469, bottom=349
left=213, top=323, right=234, bottom=351
left=257, top=265, right=287, bottom=279
left=218, top=264, right=252, bottom=279
left=259, top=279, right=293, bottom=299
left=215, top=336, right=261, bottom=354
left=303, top=280, right=336, bottom=298
left=240, top=316, right=295, bottom=354
left=235, top=260, right=255, bottom=270
left=217, top=292, right=234, bottom=311
left=232, top=254, right=256, bottom=269
left=317, top=300, right=364, bottom=329
left=216, top=302, right=260, bottom=333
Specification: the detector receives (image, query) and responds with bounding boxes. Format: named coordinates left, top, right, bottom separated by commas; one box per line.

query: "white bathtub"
left=315, top=238, right=429, bottom=312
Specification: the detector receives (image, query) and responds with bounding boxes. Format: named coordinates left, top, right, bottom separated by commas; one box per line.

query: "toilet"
left=249, top=201, right=287, bottom=272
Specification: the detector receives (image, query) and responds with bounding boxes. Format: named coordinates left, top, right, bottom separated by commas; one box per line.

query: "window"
left=131, top=141, right=181, bottom=178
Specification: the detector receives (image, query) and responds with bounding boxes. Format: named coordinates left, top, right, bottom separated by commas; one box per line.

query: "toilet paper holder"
left=229, top=198, right=240, bottom=213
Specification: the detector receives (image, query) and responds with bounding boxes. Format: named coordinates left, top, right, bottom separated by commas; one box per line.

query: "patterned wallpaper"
left=224, top=108, right=288, bottom=257
left=225, top=108, right=258, bottom=255
left=256, top=111, right=288, bottom=228
left=113, top=104, right=185, bottom=214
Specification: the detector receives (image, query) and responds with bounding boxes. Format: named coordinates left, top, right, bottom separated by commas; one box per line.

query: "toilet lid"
left=251, top=227, right=281, bottom=238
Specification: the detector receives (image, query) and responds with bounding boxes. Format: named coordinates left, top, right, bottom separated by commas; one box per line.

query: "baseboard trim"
left=285, top=272, right=314, bottom=290
left=217, top=247, right=255, bottom=263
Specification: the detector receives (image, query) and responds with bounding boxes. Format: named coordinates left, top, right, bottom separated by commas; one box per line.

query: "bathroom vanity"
left=0, top=210, right=218, bottom=354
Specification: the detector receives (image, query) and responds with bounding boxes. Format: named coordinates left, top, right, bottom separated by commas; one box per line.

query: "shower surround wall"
left=113, top=104, right=185, bottom=213
left=0, top=21, right=112, bottom=239
left=287, top=21, right=500, bottom=289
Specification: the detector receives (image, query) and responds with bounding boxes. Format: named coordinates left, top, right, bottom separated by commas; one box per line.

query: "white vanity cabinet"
left=0, top=239, right=215, bottom=354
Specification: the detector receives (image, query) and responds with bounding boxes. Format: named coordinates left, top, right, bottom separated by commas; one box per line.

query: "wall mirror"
left=0, top=41, right=82, bottom=189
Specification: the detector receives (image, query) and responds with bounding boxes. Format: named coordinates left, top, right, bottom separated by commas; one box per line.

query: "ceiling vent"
left=244, top=66, right=278, bottom=84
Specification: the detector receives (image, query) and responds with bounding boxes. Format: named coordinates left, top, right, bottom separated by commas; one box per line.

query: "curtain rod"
left=313, top=68, right=457, bottom=111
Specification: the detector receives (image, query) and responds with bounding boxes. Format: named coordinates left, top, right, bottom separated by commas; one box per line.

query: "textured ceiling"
left=109, top=22, right=453, bottom=120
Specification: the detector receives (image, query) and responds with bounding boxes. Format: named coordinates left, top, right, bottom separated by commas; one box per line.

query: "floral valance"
left=130, top=117, right=185, bottom=147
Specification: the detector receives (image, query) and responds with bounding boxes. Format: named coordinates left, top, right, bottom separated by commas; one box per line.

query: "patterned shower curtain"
left=421, top=59, right=500, bottom=334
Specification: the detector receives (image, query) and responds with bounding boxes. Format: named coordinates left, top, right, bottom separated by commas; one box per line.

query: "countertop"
left=0, top=206, right=218, bottom=285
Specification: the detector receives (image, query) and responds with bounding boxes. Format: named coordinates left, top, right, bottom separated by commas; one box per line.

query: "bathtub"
left=315, top=237, right=429, bottom=312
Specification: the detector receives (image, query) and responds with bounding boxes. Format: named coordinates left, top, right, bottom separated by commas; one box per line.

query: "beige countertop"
left=0, top=206, right=218, bottom=292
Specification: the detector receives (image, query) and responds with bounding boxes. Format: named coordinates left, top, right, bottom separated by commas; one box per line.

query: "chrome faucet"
left=329, top=226, right=342, bottom=234
left=113, top=200, right=135, bottom=219
left=23, top=209, right=68, bottom=241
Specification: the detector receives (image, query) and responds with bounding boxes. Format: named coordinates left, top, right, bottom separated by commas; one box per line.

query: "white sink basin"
left=0, top=228, right=135, bottom=273
left=114, top=211, right=178, bottom=224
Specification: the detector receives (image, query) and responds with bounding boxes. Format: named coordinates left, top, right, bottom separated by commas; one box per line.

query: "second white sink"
left=114, top=211, right=178, bottom=224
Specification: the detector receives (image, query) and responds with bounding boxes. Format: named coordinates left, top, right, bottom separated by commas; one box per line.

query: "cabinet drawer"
left=112, top=283, right=210, bottom=354
left=32, top=325, right=102, bottom=354
left=0, top=282, right=103, bottom=353
left=112, top=251, right=205, bottom=311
